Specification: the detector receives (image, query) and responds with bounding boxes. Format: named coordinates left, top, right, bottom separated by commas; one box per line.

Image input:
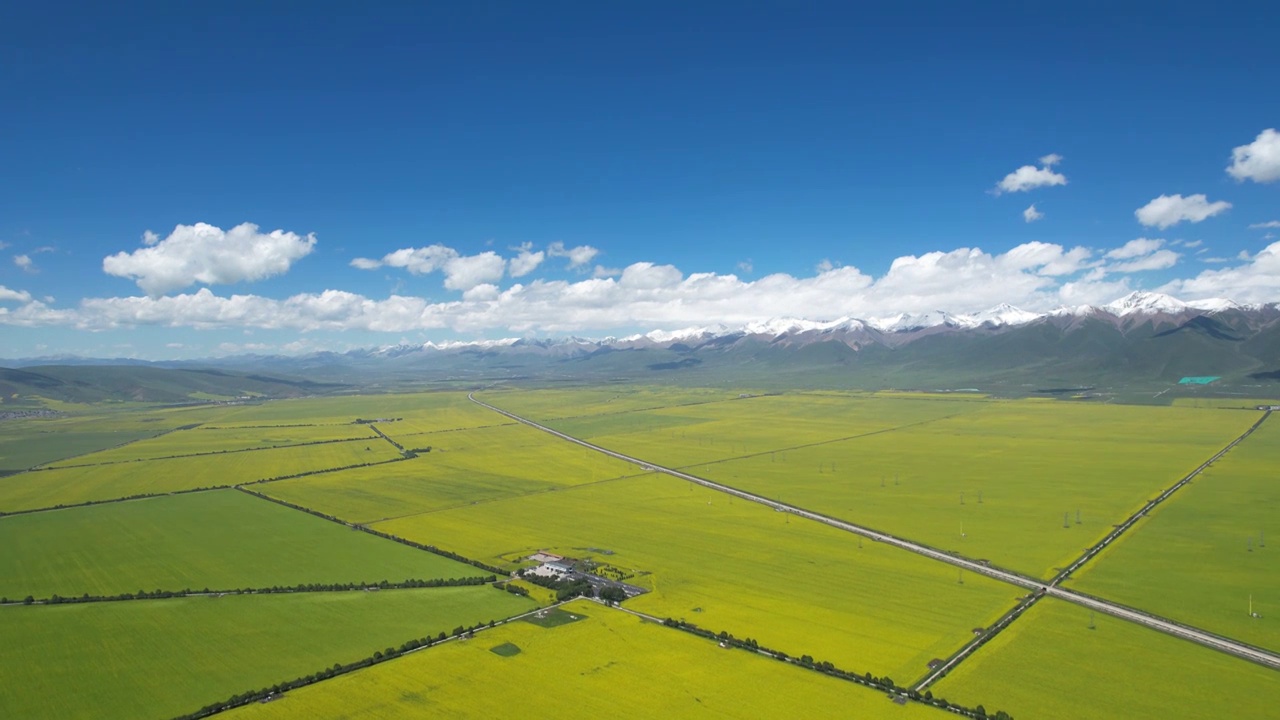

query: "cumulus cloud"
left=1161, top=240, right=1280, bottom=303
left=351, top=245, right=507, bottom=291
left=1134, top=194, right=1231, bottom=229
left=994, top=156, right=1067, bottom=194
left=442, top=251, right=506, bottom=291
left=547, top=241, right=599, bottom=268
left=14, top=254, right=34, bottom=273
left=509, top=243, right=545, bottom=277
left=1227, top=128, right=1280, bottom=183
left=7, top=239, right=1272, bottom=337
left=0, top=285, right=31, bottom=302
left=1250, top=220, right=1280, bottom=229
left=1023, top=204, right=1044, bottom=223
left=103, top=222, right=317, bottom=296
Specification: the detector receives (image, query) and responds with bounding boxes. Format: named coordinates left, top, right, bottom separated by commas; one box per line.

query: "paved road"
left=469, top=393, right=1280, bottom=671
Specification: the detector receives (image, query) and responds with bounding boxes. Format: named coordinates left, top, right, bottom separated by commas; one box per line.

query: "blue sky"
left=2, top=2, right=1278, bottom=359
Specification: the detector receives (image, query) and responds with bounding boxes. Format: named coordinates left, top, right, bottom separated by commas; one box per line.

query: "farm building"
left=527, top=561, right=574, bottom=579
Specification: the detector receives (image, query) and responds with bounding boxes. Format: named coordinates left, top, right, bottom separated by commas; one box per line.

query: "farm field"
left=521, top=391, right=990, bottom=468
left=491, top=390, right=1258, bottom=578
left=227, top=599, right=949, bottom=720
left=477, top=386, right=742, bottom=421
left=262, top=422, right=642, bottom=523
left=0, top=489, right=487, bottom=599
left=207, top=391, right=500, bottom=433
left=0, top=438, right=403, bottom=512
left=0, top=586, right=536, bottom=720
left=373, top=472, right=1018, bottom=682
left=932, top=599, right=1280, bottom=720
left=0, top=404, right=243, bottom=472
left=1068, top=415, right=1280, bottom=651
left=45, top=423, right=379, bottom=466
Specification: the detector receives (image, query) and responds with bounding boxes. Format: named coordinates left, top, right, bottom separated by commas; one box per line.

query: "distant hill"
left=6, top=292, right=1280, bottom=398
left=0, top=366, right=346, bottom=405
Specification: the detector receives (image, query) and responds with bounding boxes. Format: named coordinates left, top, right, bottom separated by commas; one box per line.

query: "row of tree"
left=47, top=435, right=376, bottom=471
left=0, top=484, right=228, bottom=518
left=2, top=576, right=497, bottom=607
left=173, top=619, right=502, bottom=719
left=236, top=488, right=508, bottom=576
left=660, top=619, right=1013, bottom=720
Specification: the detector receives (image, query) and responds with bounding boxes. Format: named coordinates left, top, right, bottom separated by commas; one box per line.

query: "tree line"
left=660, top=618, right=1014, bottom=720
left=45, top=435, right=385, bottom=470
left=235, top=488, right=508, bottom=576
left=172, top=617, right=506, bottom=720
left=2, top=576, right=497, bottom=607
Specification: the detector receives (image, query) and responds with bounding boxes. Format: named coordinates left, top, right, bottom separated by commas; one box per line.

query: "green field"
left=932, top=599, right=1280, bottom=719
left=478, top=386, right=741, bottom=420
left=207, top=392, right=500, bottom=432
left=374, top=472, right=1017, bottom=682
left=45, top=424, right=380, bottom=466
left=1068, top=415, right=1280, bottom=650
left=227, top=599, right=946, bottom=719
left=0, top=438, right=404, bottom=512
left=262, top=422, right=642, bottom=523
left=0, top=489, right=487, bottom=599
left=491, top=391, right=1257, bottom=578
left=0, top=586, right=536, bottom=720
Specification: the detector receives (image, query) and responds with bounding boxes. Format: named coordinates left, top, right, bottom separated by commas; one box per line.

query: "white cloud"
left=592, top=265, right=621, bottom=278
left=1250, top=221, right=1280, bottom=229
left=0, top=285, right=31, bottom=303
left=1107, top=249, right=1180, bottom=273
left=1227, top=128, right=1280, bottom=183
left=6, top=240, right=1271, bottom=337
left=1161, top=240, right=1280, bottom=303
left=994, top=157, right=1067, bottom=194
left=509, top=243, right=545, bottom=277
left=1176, top=239, right=1203, bottom=248
left=816, top=259, right=838, bottom=273
left=737, top=260, right=754, bottom=273
left=997, top=241, right=1092, bottom=276
left=14, top=254, right=35, bottom=273
left=103, top=222, right=316, bottom=296
left=1106, top=237, right=1165, bottom=260
left=442, top=251, right=506, bottom=291
left=547, top=241, right=599, bottom=268
left=352, top=244, right=507, bottom=291
left=1134, top=194, right=1231, bottom=229
left=1023, top=204, right=1044, bottom=223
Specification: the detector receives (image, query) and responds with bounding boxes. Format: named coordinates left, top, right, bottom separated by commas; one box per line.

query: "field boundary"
left=235, top=487, right=509, bottom=576
left=0, top=576, right=497, bottom=608
left=38, top=434, right=384, bottom=470
left=172, top=596, right=566, bottom=719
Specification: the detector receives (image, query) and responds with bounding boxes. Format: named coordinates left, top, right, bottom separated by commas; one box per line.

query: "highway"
left=469, top=393, right=1280, bottom=672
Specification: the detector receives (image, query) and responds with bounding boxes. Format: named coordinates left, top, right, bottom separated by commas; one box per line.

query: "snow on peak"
left=1104, top=291, right=1188, bottom=316
left=969, top=303, right=1041, bottom=327
left=869, top=310, right=963, bottom=333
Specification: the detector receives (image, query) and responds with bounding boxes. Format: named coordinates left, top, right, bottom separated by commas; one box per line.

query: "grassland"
left=0, top=438, right=403, bottom=512
left=45, top=424, right=379, bottom=466
left=932, top=599, right=1280, bottom=719
left=227, top=599, right=946, bottom=719
left=0, top=489, right=487, bottom=599
left=374, top=472, right=1018, bottom=682
left=0, top=586, right=536, bottom=720
left=496, top=391, right=1257, bottom=578
left=262, top=422, right=641, bottom=523
left=1067, top=415, right=1280, bottom=651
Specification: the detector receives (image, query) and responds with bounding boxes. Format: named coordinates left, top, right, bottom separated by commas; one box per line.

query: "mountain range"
left=5, top=292, right=1280, bottom=398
